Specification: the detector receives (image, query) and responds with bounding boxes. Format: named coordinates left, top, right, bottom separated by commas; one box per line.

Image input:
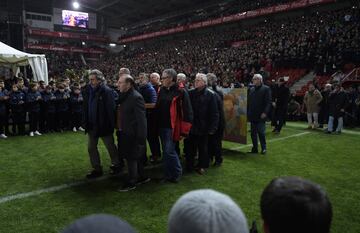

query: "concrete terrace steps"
left=290, top=71, right=316, bottom=94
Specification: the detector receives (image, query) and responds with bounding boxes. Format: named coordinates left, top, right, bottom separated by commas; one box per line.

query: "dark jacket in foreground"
left=189, top=87, right=219, bottom=135
left=248, top=84, right=272, bottom=122
left=156, top=84, right=193, bottom=141
left=117, top=88, right=147, bottom=160
left=83, top=84, right=116, bottom=137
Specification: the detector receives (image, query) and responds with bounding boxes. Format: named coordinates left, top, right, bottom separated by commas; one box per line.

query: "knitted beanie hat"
left=168, top=189, right=249, bottom=233
left=61, top=214, right=137, bottom=233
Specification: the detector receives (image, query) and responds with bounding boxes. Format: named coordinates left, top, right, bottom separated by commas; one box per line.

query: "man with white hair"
left=177, top=73, right=187, bottom=88
left=150, top=72, right=161, bottom=93
left=247, top=74, right=271, bottom=155
left=187, top=73, right=219, bottom=174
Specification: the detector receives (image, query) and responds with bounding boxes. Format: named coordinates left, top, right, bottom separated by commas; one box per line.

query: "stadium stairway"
left=271, top=68, right=307, bottom=85
left=290, top=71, right=316, bottom=95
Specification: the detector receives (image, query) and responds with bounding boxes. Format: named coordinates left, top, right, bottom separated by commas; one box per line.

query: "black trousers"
left=4, top=108, right=10, bottom=134
left=186, top=134, right=209, bottom=170
left=147, top=112, right=161, bottom=159
left=39, top=109, right=47, bottom=132
left=12, top=111, right=25, bottom=135
left=29, top=111, right=40, bottom=132
left=270, top=106, right=276, bottom=126
left=56, top=111, right=68, bottom=130
left=208, top=129, right=223, bottom=163
left=72, top=112, right=82, bottom=128
left=319, top=108, right=329, bottom=126
left=274, top=107, right=287, bottom=132
left=47, top=112, right=56, bottom=131
left=0, top=113, right=6, bottom=134
left=127, top=159, right=145, bottom=185
left=116, top=130, right=125, bottom=168
left=251, top=121, right=266, bottom=151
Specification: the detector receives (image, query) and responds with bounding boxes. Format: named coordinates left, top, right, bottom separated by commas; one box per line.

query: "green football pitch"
left=0, top=122, right=359, bottom=233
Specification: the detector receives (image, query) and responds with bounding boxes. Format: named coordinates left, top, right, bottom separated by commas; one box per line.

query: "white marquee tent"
left=0, top=41, right=48, bottom=84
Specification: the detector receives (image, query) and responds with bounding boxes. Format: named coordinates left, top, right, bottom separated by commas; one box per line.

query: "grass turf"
left=0, top=123, right=359, bottom=233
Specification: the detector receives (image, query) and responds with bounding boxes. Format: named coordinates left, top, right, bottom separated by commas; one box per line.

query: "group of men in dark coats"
left=82, top=68, right=225, bottom=191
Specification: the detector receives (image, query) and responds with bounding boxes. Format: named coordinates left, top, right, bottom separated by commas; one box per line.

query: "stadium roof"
left=24, top=0, right=229, bottom=29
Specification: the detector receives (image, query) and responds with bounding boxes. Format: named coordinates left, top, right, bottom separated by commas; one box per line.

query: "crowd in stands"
left=39, top=7, right=359, bottom=88
left=125, top=0, right=297, bottom=37
left=60, top=176, right=333, bottom=233
left=116, top=7, right=359, bottom=85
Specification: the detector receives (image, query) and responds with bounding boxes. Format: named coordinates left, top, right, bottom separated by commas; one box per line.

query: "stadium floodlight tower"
left=73, top=1, right=80, bottom=9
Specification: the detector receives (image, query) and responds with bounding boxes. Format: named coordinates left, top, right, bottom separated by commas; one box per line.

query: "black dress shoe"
left=136, top=177, right=151, bottom=185
left=149, top=156, right=161, bottom=164
left=86, top=169, right=103, bottom=179
left=213, top=161, right=223, bottom=166
left=118, top=183, right=136, bottom=192
left=261, top=149, right=267, bottom=155
left=247, top=149, right=258, bottom=154
left=109, top=165, right=122, bottom=176
left=160, top=177, right=179, bottom=184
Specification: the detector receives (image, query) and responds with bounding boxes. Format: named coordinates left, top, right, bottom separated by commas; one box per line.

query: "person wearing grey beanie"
left=168, top=189, right=249, bottom=233
left=61, top=214, right=137, bottom=233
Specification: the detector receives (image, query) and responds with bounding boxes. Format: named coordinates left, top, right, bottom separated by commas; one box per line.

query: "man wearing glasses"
left=156, top=69, right=193, bottom=183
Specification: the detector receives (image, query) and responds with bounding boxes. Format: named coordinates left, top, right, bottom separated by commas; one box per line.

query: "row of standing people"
left=304, top=83, right=353, bottom=134
left=0, top=78, right=85, bottom=138
left=83, top=68, right=225, bottom=191
left=268, top=78, right=360, bottom=136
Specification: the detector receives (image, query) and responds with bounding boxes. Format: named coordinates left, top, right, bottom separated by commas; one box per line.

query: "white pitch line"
left=0, top=176, right=108, bottom=204
left=230, top=131, right=310, bottom=150
left=0, top=131, right=310, bottom=205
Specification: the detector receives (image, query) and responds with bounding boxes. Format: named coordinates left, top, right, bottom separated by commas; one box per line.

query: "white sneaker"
left=78, top=127, right=85, bottom=132
left=0, top=134, right=7, bottom=139
left=34, top=131, right=42, bottom=136
left=73, top=127, right=77, bottom=132
left=30, top=132, right=34, bottom=137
